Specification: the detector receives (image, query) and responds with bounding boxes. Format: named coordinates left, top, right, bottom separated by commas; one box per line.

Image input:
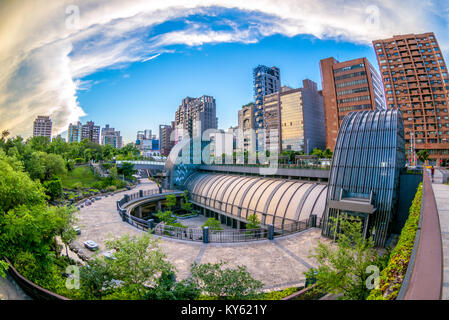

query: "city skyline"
left=1, top=1, right=449, bottom=145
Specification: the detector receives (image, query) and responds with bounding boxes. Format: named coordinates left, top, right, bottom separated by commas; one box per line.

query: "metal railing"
left=117, top=190, right=319, bottom=244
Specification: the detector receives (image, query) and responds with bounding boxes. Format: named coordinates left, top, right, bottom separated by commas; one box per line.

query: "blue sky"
left=1, top=0, right=448, bottom=143
left=77, top=33, right=379, bottom=143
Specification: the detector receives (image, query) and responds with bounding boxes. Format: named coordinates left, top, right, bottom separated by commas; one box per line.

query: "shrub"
left=367, top=183, right=423, bottom=300
left=263, top=287, right=299, bottom=300
left=106, top=185, right=117, bottom=192
left=202, top=218, right=223, bottom=231
left=43, top=178, right=63, bottom=201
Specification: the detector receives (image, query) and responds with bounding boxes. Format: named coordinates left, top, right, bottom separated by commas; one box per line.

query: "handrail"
left=3, top=256, right=69, bottom=300
left=397, top=170, right=443, bottom=300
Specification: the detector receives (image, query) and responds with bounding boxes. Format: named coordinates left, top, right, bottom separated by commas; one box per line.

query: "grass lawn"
left=60, top=166, right=99, bottom=189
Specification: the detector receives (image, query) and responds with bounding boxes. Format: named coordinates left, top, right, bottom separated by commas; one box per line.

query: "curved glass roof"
left=186, top=173, right=328, bottom=229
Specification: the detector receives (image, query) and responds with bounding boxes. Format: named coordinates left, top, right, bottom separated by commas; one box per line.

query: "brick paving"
left=73, top=179, right=327, bottom=290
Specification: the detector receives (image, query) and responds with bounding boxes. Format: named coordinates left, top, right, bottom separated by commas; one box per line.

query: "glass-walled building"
left=321, top=109, right=405, bottom=247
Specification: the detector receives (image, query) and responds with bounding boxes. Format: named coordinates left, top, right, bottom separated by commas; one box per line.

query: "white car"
left=103, top=250, right=116, bottom=260
left=84, top=240, right=99, bottom=251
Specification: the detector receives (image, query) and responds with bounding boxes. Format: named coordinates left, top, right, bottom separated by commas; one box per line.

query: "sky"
left=1, top=0, right=449, bottom=145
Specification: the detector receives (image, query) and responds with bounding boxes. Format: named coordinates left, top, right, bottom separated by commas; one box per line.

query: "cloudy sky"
left=1, top=0, right=448, bottom=144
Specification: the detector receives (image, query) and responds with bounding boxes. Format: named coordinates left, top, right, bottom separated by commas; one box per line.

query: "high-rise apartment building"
left=238, top=102, right=256, bottom=154
left=159, top=122, right=175, bottom=156
left=175, top=95, right=217, bottom=140
left=320, top=57, right=386, bottom=150
left=373, top=32, right=449, bottom=166
left=81, top=121, right=100, bottom=144
left=101, top=124, right=122, bottom=149
left=33, top=116, right=52, bottom=141
left=261, top=80, right=326, bottom=154
left=68, top=121, right=82, bottom=143
left=253, top=65, right=281, bottom=151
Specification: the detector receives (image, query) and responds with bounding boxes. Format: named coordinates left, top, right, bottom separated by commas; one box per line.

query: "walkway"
left=73, top=179, right=327, bottom=290
left=0, top=274, right=31, bottom=300
left=431, top=168, right=449, bottom=300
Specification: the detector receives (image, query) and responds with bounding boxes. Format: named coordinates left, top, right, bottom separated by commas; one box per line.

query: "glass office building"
left=321, top=109, right=405, bottom=247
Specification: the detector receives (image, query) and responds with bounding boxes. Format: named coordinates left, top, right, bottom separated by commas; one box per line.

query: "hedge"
left=367, top=183, right=422, bottom=300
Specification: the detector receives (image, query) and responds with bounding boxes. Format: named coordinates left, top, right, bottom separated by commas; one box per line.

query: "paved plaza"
left=73, top=179, right=327, bottom=290
left=432, top=169, right=449, bottom=300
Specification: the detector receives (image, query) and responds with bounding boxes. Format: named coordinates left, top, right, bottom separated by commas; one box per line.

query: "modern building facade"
left=159, top=122, right=175, bottom=156
left=321, top=109, right=405, bottom=247
left=101, top=124, right=122, bottom=149
left=67, top=121, right=82, bottom=143
left=373, top=32, right=449, bottom=166
left=253, top=65, right=281, bottom=151
left=320, top=57, right=386, bottom=150
left=260, top=79, right=326, bottom=154
left=185, top=172, right=328, bottom=230
left=175, top=95, right=218, bottom=141
left=33, top=116, right=52, bottom=141
left=238, top=102, right=256, bottom=155
left=81, top=121, right=100, bottom=144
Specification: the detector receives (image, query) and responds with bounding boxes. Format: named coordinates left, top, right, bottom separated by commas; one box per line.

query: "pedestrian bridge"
left=115, top=160, right=166, bottom=170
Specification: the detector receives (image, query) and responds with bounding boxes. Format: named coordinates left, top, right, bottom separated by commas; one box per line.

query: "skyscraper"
left=373, top=32, right=449, bottom=166
left=175, top=95, right=217, bottom=141
left=320, top=57, right=386, bottom=150
left=101, top=124, right=122, bottom=149
left=261, top=80, right=326, bottom=154
left=81, top=121, right=100, bottom=144
left=159, top=122, right=175, bottom=156
left=253, top=65, right=281, bottom=151
left=33, top=116, right=52, bottom=141
left=238, top=102, right=256, bottom=154
left=68, top=121, right=82, bottom=143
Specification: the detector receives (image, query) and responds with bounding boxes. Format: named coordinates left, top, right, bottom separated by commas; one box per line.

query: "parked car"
left=95, top=196, right=101, bottom=200
left=73, top=226, right=81, bottom=235
left=84, top=240, right=99, bottom=251
left=103, top=250, right=116, bottom=260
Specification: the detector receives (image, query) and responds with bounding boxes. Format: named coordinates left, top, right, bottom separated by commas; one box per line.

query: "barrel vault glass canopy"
left=185, top=173, right=328, bottom=229
left=321, top=109, right=405, bottom=247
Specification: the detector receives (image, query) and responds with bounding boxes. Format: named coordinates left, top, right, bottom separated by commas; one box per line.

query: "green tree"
left=79, top=258, right=115, bottom=299
left=307, top=214, right=383, bottom=300
left=145, top=271, right=200, bottom=300
left=417, top=149, right=430, bottom=164
left=43, top=178, right=63, bottom=201
left=0, top=260, right=8, bottom=278
left=202, top=217, right=223, bottom=231
left=190, top=261, right=264, bottom=300
left=323, top=148, right=333, bottom=159
left=164, top=194, right=177, bottom=210
left=155, top=210, right=177, bottom=225
left=246, top=214, right=260, bottom=229
left=104, top=234, right=173, bottom=299
left=311, top=148, right=323, bottom=158
left=117, top=162, right=136, bottom=179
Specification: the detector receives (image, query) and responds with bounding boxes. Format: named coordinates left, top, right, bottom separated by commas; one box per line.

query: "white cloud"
left=0, top=0, right=448, bottom=138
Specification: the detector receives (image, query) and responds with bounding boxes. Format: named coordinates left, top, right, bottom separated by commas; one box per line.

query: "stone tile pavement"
left=432, top=169, right=449, bottom=300
left=73, top=179, right=326, bottom=290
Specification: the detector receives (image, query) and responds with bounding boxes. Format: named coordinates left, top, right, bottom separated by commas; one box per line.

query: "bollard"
left=159, top=186, right=162, bottom=194
left=147, top=219, right=154, bottom=229
left=121, top=209, right=127, bottom=222
left=268, top=224, right=274, bottom=240
left=310, top=214, right=317, bottom=228
left=139, top=190, right=143, bottom=198
left=203, top=226, right=209, bottom=244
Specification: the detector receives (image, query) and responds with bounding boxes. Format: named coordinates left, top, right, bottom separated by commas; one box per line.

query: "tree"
left=417, top=149, right=430, bottom=164
left=155, top=210, right=177, bottom=225
left=0, top=260, right=8, bottom=278
left=190, top=261, right=264, bottom=299
left=164, top=194, right=177, bottom=210
left=202, top=217, right=223, bottom=231
left=43, top=178, right=63, bottom=201
left=323, top=148, right=333, bottom=159
left=311, top=148, right=323, bottom=158
left=307, top=214, right=384, bottom=300
left=182, top=190, right=192, bottom=212
left=104, top=234, right=173, bottom=299
left=117, top=162, right=136, bottom=179
left=246, top=214, right=260, bottom=230
left=79, top=258, right=115, bottom=299
left=145, top=271, right=200, bottom=300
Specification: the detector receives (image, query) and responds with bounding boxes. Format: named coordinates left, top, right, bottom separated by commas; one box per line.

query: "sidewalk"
left=431, top=168, right=449, bottom=300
